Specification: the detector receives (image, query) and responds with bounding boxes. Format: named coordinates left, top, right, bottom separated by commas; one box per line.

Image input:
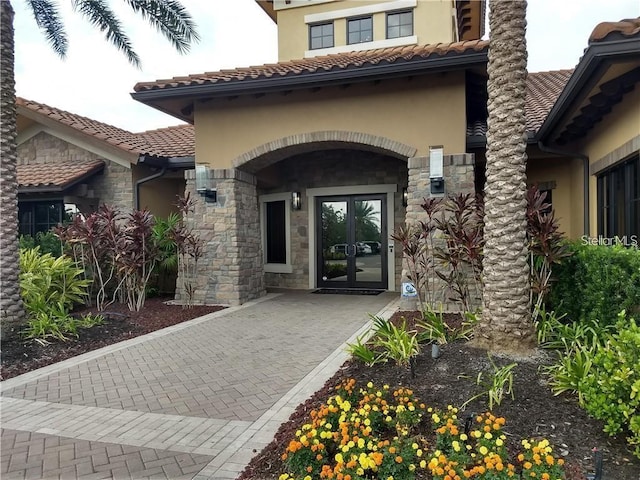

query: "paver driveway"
left=1, top=291, right=398, bottom=479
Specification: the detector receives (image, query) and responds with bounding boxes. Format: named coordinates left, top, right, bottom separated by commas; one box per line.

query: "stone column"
left=401, top=153, right=476, bottom=311
left=181, top=168, right=265, bottom=306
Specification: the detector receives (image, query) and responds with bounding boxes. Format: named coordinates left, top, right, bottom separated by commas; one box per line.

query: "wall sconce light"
left=291, top=191, right=302, bottom=210
left=195, top=165, right=217, bottom=203
left=402, top=187, right=408, bottom=207
left=429, top=146, right=445, bottom=195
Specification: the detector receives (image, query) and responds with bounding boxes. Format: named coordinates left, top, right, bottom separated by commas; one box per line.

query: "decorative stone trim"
left=232, top=131, right=417, bottom=169
left=590, top=134, right=640, bottom=175
left=185, top=168, right=257, bottom=185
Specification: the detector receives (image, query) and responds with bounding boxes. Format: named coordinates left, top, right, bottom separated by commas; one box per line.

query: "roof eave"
left=535, top=37, right=640, bottom=142
left=18, top=162, right=105, bottom=195
left=131, top=50, right=488, bottom=106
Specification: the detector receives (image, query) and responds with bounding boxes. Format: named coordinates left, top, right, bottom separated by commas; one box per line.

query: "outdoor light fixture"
left=291, top=191, right=302, bottom=210
left=402, top=187, right=408, bottom=207
left=429, top=146, right=445, bottom=195
left=195, top=165, right=217, bottom=203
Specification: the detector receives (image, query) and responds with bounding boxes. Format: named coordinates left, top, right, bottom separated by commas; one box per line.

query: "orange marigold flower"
left=389, top=446, right=396, bottom=454
left=557, top=458, right=565, bottom=466
left=523, top=461, right=533, bottom=469
left=518, top=454, right=525, bottom=462
left=545, top=455, right=555, bottom=465
left=395, top=456, right=403, bottom=463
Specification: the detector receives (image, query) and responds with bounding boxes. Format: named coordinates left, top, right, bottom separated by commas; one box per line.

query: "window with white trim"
left=260, top=193, right=293, bottom=273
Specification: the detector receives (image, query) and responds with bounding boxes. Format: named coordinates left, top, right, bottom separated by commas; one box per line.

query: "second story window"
left=310, top=22, right=334, bottom=49
left=347, top=16, right=373, bottom=44
left=387, top=10, right=413, bottom=39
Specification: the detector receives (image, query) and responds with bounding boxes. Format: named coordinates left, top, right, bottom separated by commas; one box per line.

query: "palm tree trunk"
left=1, top=0, right=26, bottom=328
left=474, top=0, right=535, bottom=354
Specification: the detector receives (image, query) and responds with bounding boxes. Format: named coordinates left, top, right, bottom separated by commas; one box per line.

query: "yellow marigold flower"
left=522, top=440, right=531, bottom=449
left=335, top=453, right=344, bottom=463
left=479, top=446, right=488, bottom=456
left=356, top=468, right=364, bottom=476
left=416, top=449, right=423, bottom=457
left=367, top=381, right=374, bottom=388
left=496, top=438, right=504, bottom=447
left=460, top=433, right=468, bottom=441
left=452, top=441, right=461, bottom=452
left=432, top=413, right=441, bottom=423
left=484, top=432, right=493, bottom=440
left=420, top=460, right=427, bottom=469
left=279, top=474, right=290, bottom=480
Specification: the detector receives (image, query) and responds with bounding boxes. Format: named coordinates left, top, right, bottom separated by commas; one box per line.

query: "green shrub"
left=19, top=231, right=63, bottom=257
left=548, top=242, right=640, bottom=326
left=582, top=311, right=640, bottom=458
left=20, top=247, right=90, bottom=314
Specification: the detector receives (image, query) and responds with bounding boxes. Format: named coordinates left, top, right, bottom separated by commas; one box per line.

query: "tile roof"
left=17, top=97, right=194, bottom=158
left=525, top=69, right=574, bottom=134
left=18, top=159, right=105, bottom=191
left=136, top=124, right=195, bottom=157
left=589, top=17, right=640, bottom=43
left=133, top=40, right=490, bottom=92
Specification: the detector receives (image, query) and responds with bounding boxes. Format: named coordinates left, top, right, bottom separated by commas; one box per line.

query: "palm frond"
left=71, top=0, right=140, bottom=67
left=123, top=0, right=200, bottom=54
left=25, top=0, right=68, bottom=57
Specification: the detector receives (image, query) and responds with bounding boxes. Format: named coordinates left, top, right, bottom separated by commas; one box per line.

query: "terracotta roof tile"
left=136, top=124, right=195, bottom=157
left=18, top=160, right=105, bottom=191
left=133, top=40, right=489, bottom=91
left=589, top=17, right=640, bottom=43
left=17, top=98, right=194, bottom=158
left=525, top=69, right=574, bottom=133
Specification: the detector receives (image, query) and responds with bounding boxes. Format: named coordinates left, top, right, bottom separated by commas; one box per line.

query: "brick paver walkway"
left=1, top=291, right=398, bottom=479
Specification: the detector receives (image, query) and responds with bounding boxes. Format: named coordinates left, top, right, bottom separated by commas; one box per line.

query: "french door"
left=316, top=194, right=387, bottom=289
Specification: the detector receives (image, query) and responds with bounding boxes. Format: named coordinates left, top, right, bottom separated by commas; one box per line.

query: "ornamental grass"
left=279, top=379, right=565, bottom=480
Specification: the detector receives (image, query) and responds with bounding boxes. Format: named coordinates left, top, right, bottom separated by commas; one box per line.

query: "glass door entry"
left=317, top=195, right=387, bottom=289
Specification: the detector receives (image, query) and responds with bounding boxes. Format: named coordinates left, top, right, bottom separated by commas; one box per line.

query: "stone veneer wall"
left=402, top=153, right=476, bottom=311
left=258, top=149, right=408, bottom=291
left=181, top=168, right=265, bottom=306
left=17, top=131, right=132, bottom=212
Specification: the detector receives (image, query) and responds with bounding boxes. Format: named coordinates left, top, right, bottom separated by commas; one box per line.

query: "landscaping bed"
left=0, top=297, right=224, bottom=381
left=238, top=311, right=640, bottom=480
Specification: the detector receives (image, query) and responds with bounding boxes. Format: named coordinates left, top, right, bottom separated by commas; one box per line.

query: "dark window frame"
left=347, top=15, right=373, bottom=45
left=309, top=21, right=334, bottom=50
left=597, top=153, right=639, bottom=239
left=18, top=199, right=64, bottom=238
left=386, top=9, right=413, bottom=39
left=265, top=200, right=287, bottom=265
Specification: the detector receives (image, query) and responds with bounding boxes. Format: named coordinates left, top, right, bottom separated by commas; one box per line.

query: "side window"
left=347, top=16, right=373, bottom=44
left=387, top=10, right=413, bottom=39
left=309, top=22, right=334, bottom=50
left=265, top=200, right=287, bottom=264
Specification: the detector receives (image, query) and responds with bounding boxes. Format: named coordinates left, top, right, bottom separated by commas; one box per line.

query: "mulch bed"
left=0, top=297, right=224, bottom=381
left=238, top=311, right=640, bottom=480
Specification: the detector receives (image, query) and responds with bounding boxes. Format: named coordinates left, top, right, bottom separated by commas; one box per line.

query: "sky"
left=13, top=0, right=640, bottom=133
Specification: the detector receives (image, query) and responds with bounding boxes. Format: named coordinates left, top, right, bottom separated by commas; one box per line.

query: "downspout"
left=134, top=167, right=167, bottom=210
left=537, top=141, right=590, bottom=236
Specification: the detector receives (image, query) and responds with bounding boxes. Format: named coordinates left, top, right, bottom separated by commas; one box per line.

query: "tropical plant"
left=19, top=247, right=90, bottom=314
left=543, top=342, right=596, bottom=407
left=460, top=355, right=517, bottom=411
left=345, top=334, right=386, bottom=367
left=526, top=186, right=571, bottom=322
left=170, top=193, right=204, bottom=308
left=582, top=311, right=640, bottom=458
left=19, top=231, right=64, bottom=257
left=434, top=193, right=484, bottom=313
left=476, top=0, right=535, bottom=354
left=372, top=318, right=420, bottom=369
left=0, top=0, right=199, bottom=327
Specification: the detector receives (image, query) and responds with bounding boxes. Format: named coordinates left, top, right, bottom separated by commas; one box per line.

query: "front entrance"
left=316, top=195, right=388, bottom=289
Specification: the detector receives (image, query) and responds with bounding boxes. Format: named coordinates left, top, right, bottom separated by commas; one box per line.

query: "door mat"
left=312, top=288, right=384, bottom=296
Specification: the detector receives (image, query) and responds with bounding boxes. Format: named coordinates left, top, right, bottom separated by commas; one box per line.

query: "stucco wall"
left=17, top=131, right=132, bottom=213
left=195, top=73, right=466, bottom=169
left=276, top=0, right=455, bottom=61
left=132, top=165, right=185, bottom=217
left=576, top=86, right=640, bottom=237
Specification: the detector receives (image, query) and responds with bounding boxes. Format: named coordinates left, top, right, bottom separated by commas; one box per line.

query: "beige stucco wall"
left=526, top=157, right=578, bottom=239
left=194, top=73, right=466, bottom=169
left=575, top=85, right=640, bottom=237
left=277, top=0, right=455, bottom=61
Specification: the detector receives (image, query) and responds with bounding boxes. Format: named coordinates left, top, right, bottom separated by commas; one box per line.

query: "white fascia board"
left=304, top=35, right=417, bottom=58
left=304, top=0, right=416, bottom=24
left=16, top=125, right=133, bottom=169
